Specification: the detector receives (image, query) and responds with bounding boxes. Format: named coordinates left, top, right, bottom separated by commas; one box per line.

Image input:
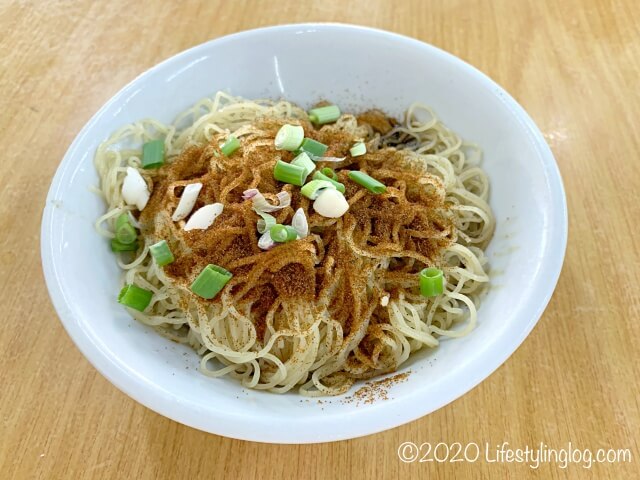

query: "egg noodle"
left=94, top=91, right=494, bottom=396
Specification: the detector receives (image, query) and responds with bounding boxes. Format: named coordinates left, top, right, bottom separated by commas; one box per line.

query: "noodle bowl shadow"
left=41, top=24, right=567, bottom=443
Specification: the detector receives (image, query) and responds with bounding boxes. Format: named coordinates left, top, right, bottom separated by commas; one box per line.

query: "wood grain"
left=1, top=0, right=638, bottom=478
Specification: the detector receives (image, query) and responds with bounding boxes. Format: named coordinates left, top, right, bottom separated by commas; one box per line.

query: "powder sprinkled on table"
left=342, top=371, right=411, bottom=405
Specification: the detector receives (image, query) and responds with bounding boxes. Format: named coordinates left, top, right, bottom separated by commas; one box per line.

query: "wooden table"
left=1, top=0, right=638, bottom=478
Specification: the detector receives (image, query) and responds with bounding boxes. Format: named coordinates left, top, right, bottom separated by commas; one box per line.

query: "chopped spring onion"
left=275, top=124, right=304, bottom=151
left=190, top=264, right=233, bottom=299
left=242, top=189, right=259, bottom=200
left=316, top=156, right=346, bottom=163
left=118, top=284, right=153, bottom=312
left=313, top=188, right=349, bottom=218
left=301, top=179, right=337, bottom=200
left=347, top=170, right=387, bottom=194
left=308, top=105, right=340, bottom=125
left=419, top=268, right=444, bottom=297
left=291, top=152, right=316, bottom=176
left=115, top=223, right=137, bottom=245
left=255, top=210, right=276, bottom=234
left=115, top=213, right=137, bottom=244
left=142, top=139, right=165, bottom=169
left=110, top=239, right=138, bottom=252
left=291, top=208, right=308, bottom=238
left=273, top=160, right=307, bottom=186
left=244, top=188, right=291, bottom=212
left=298, top=138, right=328, bottom=158
left=312, top=171, right=345, bottom=193
left=220, top=136, right=240, bottom=156
left=115, top=213, right=136, bottom=243
left=349, top=141, right=367, bottom=157
left=118, top=211, right=136, bottom=232
left=149, top=240, right=174, bottom=266
left=172, top=183, right=202, bottom=221
left=270, top=224, right=298, bottom=243
left=320, top=167, right=337, bottom=179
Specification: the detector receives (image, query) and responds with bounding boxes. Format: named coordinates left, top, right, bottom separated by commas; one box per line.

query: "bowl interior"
left=42, top=24, right=566, bottom=443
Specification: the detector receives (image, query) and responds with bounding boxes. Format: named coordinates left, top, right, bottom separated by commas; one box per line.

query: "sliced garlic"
left=172, top=183, right=202, bottom=221
left=380, top=295, right=390, bottom=307
left=291, top=208, right=308, bottom=238
left=313, top=188, right=349, bottom=218
left=122, top=167, right=150, bottom=211
left=184, top=203, right=224, bottom=231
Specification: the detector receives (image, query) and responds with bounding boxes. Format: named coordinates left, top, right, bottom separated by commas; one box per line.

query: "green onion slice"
left=316, top=156, right=346, bottom=163
left=347, top=170, right=387, bottom=194
left=111, top=239, right=138, bottom=252
left=115, top=213, right=137, bottom=244
left=275, top=124, right=304, bottom=151
left=291, top=152, right=316, bottom=176
left=298, top=138, right=328, bottom=158
left=116, top=223, right=137, bottom=245
left=301, top=179, right=337, bottom=199
left=255, top=210, right=276, bottom=234
left=419, top=268, right=445, bottom=297
left=320, top=167, right=337, bottom=180
left=149, top=240, right=174, bottom=266
left=220, top=136, right=240, bottom=156
left=116, top=212, right=138, bottom=244
left=273, top=160, right=307, bottom=186
left=115, top=212, right=135, bottom=236
left=244, top=189, right=291, bottom=213
left=349, top=142, right=367, bottom=157
left=115, top=213, right=129, bottom=230
left=270, top=224, right=298, bottom=243
left=308, top=105, right=340, bottom=125
left=190, top=264, right=233, bottom=299
left=118, top=284, right=153, bottom=311
left=142, top=139, right=165, bottom=169
left=312, top=171, right=345, bottom=193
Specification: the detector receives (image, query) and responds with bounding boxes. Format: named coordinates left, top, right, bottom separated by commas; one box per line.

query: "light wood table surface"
left=1, top=0, right=638, bottom=478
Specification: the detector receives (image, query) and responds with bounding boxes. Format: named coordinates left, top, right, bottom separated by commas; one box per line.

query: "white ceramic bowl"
left=41, top=24, right=567, bottom=443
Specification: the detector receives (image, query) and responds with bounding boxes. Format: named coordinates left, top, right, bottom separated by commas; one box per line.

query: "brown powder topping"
left=271, top=262, right=315, bottom=299
left=247, top=284, right=278, bottom=342
left=167, top=144, right=210, bottom=181
left=139, top=109, right=454, bottom=377
left=357, top=109, right=397, bottom=134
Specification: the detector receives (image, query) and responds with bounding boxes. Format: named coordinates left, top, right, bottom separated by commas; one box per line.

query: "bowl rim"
left=41, top=22, right=568, bottom=444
